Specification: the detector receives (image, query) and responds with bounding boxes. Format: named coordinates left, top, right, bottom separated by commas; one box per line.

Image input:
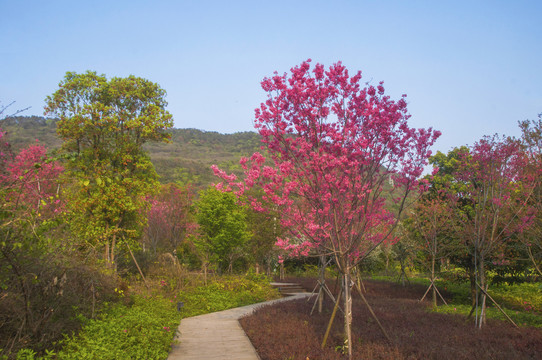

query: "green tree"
left=45, top=71, right=173, bottom=269
left=245, top=196, right=282, bottom=275
left=194, top=187, right=251, bottom=274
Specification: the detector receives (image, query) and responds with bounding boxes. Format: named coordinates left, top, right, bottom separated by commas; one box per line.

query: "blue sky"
left=1, top=0, right=541, bottom=154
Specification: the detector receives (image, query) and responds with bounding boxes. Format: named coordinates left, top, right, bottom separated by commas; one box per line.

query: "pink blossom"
left=213, top=60, right=439, bottom=272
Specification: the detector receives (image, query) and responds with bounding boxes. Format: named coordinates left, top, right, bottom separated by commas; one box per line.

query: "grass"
left=177, top=273, right=281, bottom=318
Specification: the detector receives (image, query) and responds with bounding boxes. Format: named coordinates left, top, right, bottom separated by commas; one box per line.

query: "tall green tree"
left=194, top=187, right=251, bottom=274
left=245, top=195, right=282, bottom=275
left=45, top=71, right=173, bottom=269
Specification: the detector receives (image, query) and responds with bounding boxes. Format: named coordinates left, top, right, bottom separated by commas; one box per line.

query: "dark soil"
left=240, top=277, right=542, bottom=360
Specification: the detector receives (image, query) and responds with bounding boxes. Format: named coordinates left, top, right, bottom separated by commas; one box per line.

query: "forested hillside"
left=0, top=116, right=262, bottom=188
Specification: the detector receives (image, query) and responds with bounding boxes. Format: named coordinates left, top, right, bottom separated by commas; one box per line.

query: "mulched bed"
left=240, top=277, right=542, bottom=359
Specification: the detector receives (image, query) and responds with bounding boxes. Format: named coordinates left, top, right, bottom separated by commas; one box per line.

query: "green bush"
left=55, top=295, right=180, bottom=360
left=491, top=282, right=542, bottom=314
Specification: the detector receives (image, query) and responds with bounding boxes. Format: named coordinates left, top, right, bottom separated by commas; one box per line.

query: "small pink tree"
left=407, top=196, right=453, bottom=308
left=445, top=135, right=535, bottom=328
left=2, top=142, right=64, bottom=220
left=214, top=60, right=440, bottom=356
left=144, top=183, right=195, bottom=254
left=518, top=115, right=542, bottom=276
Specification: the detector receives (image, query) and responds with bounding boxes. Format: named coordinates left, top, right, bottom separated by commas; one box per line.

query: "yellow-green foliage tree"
left=194, top=187, right=251, bottom=274
left=45, top=71, right=173, bottom=269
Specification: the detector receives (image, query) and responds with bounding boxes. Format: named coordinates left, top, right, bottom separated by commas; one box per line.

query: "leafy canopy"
left=194, top=187, right=251, bottom=272
left=45, top=71, right=173, bottom=258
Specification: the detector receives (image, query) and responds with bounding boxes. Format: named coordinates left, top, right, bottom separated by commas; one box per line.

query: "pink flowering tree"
left=3, top=143, right=64, bottom=218
left=406, top=196, right=453, bottom=308
left=518, top=115, right=542, bottom=276
left=441, top=135, right=535, bottom=328
left=1, top=143, right=64, bottom=237
left=144, top=183, right=196, bottom=255
left=1, top=140, right=64, bottom=325
left=214, top=60, right=440, bottom=356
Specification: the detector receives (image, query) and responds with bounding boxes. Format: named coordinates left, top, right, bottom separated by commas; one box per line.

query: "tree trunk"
left=104, top=239, right=115, bottom=271
left=399, top=260, right=408, bottom=287
left=527, top=246, right=542, bottom=276
left=431, top=255, right=437, bottom=309
left=384, top=249, right=390, bottom=276
left=318, top=255, right=326, bottom=314
left=478, top=258, right=487, bottom=328
left=343, top=270, right=353, bottom=359
left=104, top=241, right=110, bottom=269
left=266, top=259, right=271, bottom=277
left=468, top=266, right=476, bottom=310
left=106, top=234, right=117, bottom=272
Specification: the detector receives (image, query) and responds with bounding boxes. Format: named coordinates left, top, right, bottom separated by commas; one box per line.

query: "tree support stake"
left=321, top=287, right=342, bottom=349
left=127, top=243, right=148, bottom=290
left=475, top=282, right=518, bottom=328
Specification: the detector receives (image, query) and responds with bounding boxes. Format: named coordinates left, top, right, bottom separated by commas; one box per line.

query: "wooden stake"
left=126, top=243, right=148, bottom=289
left=433, top=283, right=448, bottom=306
left=310, top=286, right=323, bottom=315
left=476, top=282, right=518, bottom=328
left=354, top=272, right=392, bottom=344
left=311, top=279, right=343, bottom=315
left=420, top=279, right=447, bottom=305
left=321, top=287, right=342, bottom=349
left=307, top=281, right=320, bottom=303
left=357, top=270, right=366, bottom=293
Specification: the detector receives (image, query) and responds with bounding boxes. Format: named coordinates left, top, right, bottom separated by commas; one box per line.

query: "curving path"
left=168, top=292, right=311, bottom=360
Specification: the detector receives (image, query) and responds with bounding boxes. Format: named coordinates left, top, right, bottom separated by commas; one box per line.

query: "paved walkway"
left=168, top=293, right=311, bottom=360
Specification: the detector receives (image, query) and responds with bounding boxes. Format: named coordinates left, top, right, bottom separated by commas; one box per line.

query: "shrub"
left=491, top=282, right=542, bottom=314
left=55, top=295, right=180, bottom=360
left=0, top=249, right=119, bottom=358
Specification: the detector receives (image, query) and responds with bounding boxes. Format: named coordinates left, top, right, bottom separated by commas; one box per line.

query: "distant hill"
left=0, top=116, right=63, bottom=151
left=0, top=116, right=262, bottom=189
